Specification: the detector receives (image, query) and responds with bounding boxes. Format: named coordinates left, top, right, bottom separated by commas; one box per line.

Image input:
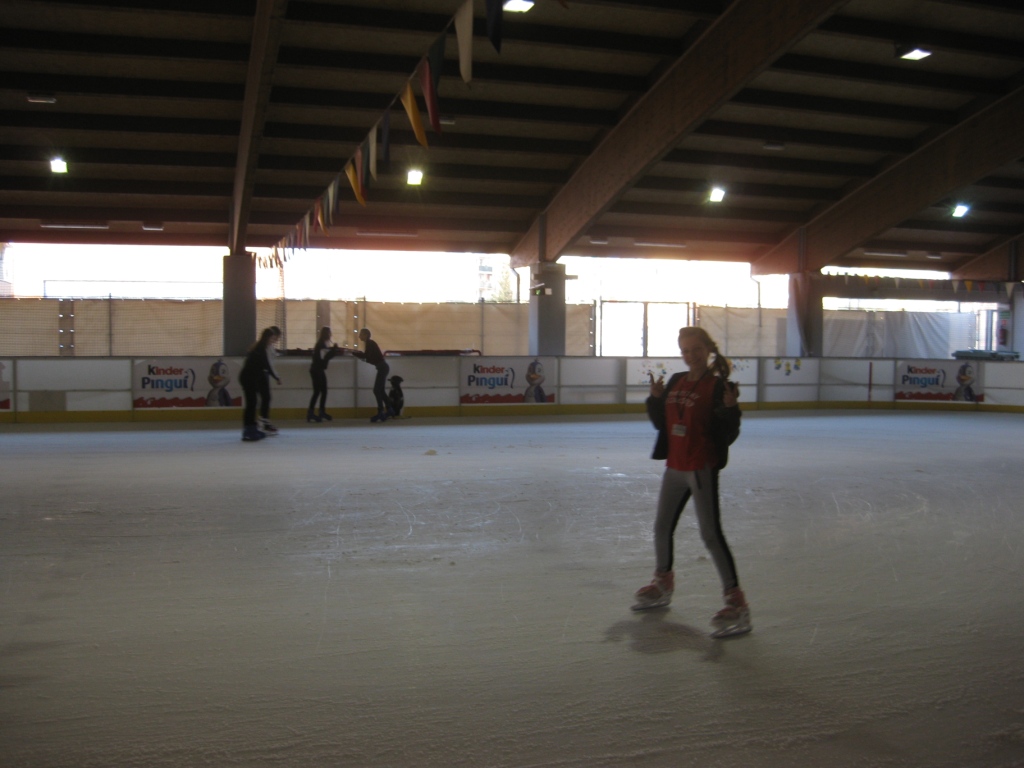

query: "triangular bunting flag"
left=326, top=177, right=337, bottom=224
left=368, top=123, right=378, bottom=181
left=381, top=109, right=391, bottom=167
left=355, top=144, right=365, bottom=195
left=485, top=0, right=503, bottom=53
left=952, top=280, right=961, bottom=292
left=965, top=280, right=974, bottom=292
left=1007, top=282, right=1016, bottom=300
left=419, top=59, right=441, bottom=134
left=302, top=213, right=310, bottom=248
left=428, top=33, right=444, bottom=97
left=455, top=0, right=474, bottom=83
left=345, top=161, right=366, bottom=206
left=315, top=197, right=329, bottom=235
left=400, top=81, right=429, bottom=148
left=360, top=138, right=372, bottom=191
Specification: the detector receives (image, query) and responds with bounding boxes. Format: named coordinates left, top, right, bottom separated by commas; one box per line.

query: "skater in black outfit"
left=239, top=326, right=282, bottom=442
left=307, top=326, right=340, bottom=422
left=633, top=326, right=749, bottom=638
left=353, top=328, right=394, bottom=422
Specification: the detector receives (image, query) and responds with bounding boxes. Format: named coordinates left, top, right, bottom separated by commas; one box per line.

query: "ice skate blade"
left=710, top=624, right=752, bottom=639
left=631, top=599, right=671, bottom=612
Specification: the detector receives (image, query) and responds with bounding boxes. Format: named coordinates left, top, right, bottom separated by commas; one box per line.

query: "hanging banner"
left=459, top=357, right=557, bottom=404
left=895, top=359, right=984, bottom=402
left=133, top=358, right=243, bottom=408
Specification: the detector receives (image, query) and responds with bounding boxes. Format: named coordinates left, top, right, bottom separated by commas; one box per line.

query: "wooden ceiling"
left=2, top=0, right=1024, bottom=279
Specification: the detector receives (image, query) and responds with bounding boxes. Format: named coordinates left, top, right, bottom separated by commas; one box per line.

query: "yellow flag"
left=400, top=82, right=428, bottom=148
left=345, top=161, right=365, bottom=206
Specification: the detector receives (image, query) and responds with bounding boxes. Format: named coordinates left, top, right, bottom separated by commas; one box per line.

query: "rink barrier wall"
left=1, top=355, right=1022, bottom=424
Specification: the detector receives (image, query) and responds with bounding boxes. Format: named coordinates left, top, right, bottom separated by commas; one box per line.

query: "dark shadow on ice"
left=604, top=610, right=723, bottom=661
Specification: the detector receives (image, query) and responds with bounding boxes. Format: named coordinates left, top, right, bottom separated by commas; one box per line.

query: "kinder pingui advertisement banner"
left=459, top=357, right=557, bottom=404
left=895, top=359, right=984, bottom=402
left=133, top=358, right=243, bottom=408
left=0, top=359, right=11, bottom=410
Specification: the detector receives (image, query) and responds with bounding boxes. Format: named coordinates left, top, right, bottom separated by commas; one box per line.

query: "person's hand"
left=722, top=380, right=739, bottom=407
left=649, top=372, right=665, bottom=397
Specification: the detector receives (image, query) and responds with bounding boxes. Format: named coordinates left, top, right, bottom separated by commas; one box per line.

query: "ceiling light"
left=40, top=221, right=109, bottom=230
left=356, top=230, right=418, bottom=238
left=589, top=236, right=609, bottom=245
left=926, top=253, right=943, bottom=260
left=438, top=116, right=456, bottom=126
left=862, top=250, right=906, bottom=258
left=50, top=157, right=67, bottom=173
left=635, top=241, right=686, bottom=248
left=708, top=186, right=726, bottom=203
left=896, top=44, right=931, bottom=61
left=503, top=0, right=535, bottom=11
left=407, top=169, right=423, bottom=185
left=27, top=93, right=57, bottom=104
left=952, top=204, right=970, bottom=218
left=142, top=222, right=164, bottom=231
left=763, top=141, right=786, bottom=151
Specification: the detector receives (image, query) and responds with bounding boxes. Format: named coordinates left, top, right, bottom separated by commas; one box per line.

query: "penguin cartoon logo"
left=206, top=359, right=233, bottom=407
left=524, top=358, right=547, bottom=403
left=952, top=363, right=976, bottom=402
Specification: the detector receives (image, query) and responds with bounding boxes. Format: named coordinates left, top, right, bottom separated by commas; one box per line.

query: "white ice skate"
left=710, top=587, right=752, bottom=639
left=631, top=570, right=674, bottom=611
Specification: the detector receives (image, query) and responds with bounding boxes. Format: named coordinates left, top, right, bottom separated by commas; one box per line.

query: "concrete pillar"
left=529, top=262, right=566, bottom=356
left=223, top=251, right=257, bottom=356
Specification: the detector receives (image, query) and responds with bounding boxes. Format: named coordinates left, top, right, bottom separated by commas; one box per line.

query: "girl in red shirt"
left=633, top=327, right=749, bottom=638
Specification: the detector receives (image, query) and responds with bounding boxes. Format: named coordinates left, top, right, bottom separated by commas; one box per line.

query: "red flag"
left=419, top=60, right=441, bottom=134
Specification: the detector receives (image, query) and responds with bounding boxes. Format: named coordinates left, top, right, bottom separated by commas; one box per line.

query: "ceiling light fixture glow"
left=503, top=0, right=535, bottom=11
left=952, top=204, right=970, bottom=218
left=27, top=93, right=57, bottom=104
left=708, top=186, right=726, bottom=203
left=356, top=230, right=418, bottom=238
left=407, top=169, right=423, bottom=185
left=40, top=221, right=109, bottom=230
left=50, top=157, right=67, bottom=173
left=635, top=241, right=686, bottom=248
left=896, top=44, right=931, bottom=61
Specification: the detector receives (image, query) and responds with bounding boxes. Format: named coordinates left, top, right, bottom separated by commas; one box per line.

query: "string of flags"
left=258, top=0, right=568, bottom=270
left=834, top=274, right=1018, bottom=298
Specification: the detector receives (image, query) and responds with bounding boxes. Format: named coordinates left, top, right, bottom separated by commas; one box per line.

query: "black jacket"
left=646, top=372, right=741, bottom=469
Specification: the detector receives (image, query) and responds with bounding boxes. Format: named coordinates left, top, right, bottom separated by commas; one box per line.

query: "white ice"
left=1, top=411, right=1023, bottom=767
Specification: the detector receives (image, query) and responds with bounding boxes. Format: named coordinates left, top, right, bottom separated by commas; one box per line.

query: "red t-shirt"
left=664, top=373, right=717, bottom=471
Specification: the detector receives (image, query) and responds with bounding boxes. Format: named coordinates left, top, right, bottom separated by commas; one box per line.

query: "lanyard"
left=672, top=370, right=708, bottom=420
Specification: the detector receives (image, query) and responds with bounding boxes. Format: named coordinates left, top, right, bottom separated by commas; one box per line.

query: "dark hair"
left=254, top=326, right=281, bottom=349
left=679, top=326, right=731, bottom=378
left=317, top=326, right=332, bottom=345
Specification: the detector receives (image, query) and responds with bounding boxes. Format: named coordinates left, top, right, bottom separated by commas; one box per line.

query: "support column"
left=223, top=250, right=257, bottom=356
left=529, top=262, right=566, bottom=356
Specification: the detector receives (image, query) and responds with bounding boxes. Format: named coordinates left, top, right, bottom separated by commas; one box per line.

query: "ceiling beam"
left=508, top=0, right=850, bottom=269
left=751, top=83, right=1024, bottom=276
left=230, top=0, right=289, bottom=255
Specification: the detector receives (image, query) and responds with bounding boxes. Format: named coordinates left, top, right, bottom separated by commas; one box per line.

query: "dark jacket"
left=646, top=372, right=741, bottom=469
left=310, top=340, right=339, bottom=373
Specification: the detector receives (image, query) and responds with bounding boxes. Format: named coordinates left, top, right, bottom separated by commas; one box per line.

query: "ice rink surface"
left=2, top=410, right=1023, bottom=768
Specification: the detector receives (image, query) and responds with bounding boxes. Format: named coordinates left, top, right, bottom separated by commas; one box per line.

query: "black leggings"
left=373, top=364, right=389, bottom=413
left=309, top=369, right=327, bottom=411
left=242, top=373, right=271, bottom=427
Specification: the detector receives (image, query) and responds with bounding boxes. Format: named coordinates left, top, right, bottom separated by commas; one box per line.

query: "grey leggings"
left=654, top=467, right=739, bottom=591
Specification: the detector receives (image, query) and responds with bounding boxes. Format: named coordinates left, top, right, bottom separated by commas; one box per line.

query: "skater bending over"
left=353, top=328, right=394, bottom=422
left=633, top=326, right=750, bottom=638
